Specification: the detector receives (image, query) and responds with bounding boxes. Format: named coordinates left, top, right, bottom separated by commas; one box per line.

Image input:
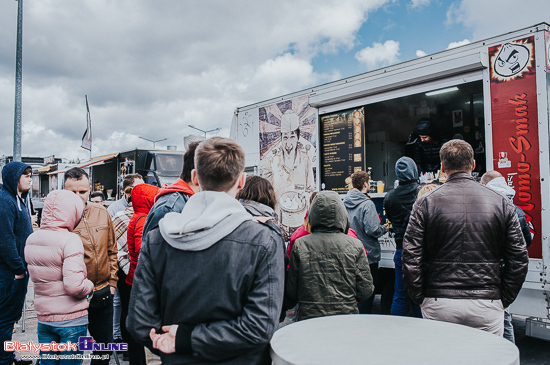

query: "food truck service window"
left=320, top=80, right=485, bottom=193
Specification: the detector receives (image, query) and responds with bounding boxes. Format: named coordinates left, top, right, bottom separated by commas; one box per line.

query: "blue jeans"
left=37, top=323, right=87, bottom=365
left=503, top=308, right=515, bottom=343
left=391, top=249, right=422, bottom=318
left=113, top=287, right=122, bottom=340
left=0, top=269, right=28, bottom=364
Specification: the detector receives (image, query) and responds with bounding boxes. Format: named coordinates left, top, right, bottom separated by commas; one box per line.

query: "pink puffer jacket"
left=25, top=190, right=94, bottom=322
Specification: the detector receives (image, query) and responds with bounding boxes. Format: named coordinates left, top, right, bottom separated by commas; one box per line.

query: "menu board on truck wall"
left=489, top=36, right=542, bottom=258
left=320, top=108, right=365, bottom=193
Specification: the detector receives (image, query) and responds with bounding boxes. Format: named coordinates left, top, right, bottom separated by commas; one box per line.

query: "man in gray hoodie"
left=343, top=170, right=388, bottom=314
left=127, top=137, right=285, bottom=365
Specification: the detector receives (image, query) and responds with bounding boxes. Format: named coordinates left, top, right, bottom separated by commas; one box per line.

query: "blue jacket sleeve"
left=0, top=200, right=26, bottom=275
left=362, top=200, right=386, bottom=238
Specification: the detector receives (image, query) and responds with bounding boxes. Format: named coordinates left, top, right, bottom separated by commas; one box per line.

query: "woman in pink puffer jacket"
left=25, top=189, right=94, bottom=364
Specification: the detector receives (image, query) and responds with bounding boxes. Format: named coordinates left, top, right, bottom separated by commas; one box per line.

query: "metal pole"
left=13, top=0, right=23, bottom=162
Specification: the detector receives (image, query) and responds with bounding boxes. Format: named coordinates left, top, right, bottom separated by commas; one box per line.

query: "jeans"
left=358, top=263, right=378, bottom=314
left=88, top=288, right=114, bottom=365
left=0, top=270, right=28, bottom=364
left=503, top=308, right=515, bottom=343
left=391, top=249, right=422, bottom=318
left=37, top=322, right=87, bottom=365
left=113, top=288, right=122, bottom=340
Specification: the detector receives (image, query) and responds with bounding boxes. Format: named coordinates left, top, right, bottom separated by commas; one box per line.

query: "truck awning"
left=47, top=153, right=118, bottom=175
left=77, top=153, right=118, bottom=169
left=37, top=165, right=53, bottom=173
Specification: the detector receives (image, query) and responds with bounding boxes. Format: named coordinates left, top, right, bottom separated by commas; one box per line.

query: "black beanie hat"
left=414, top=118, right=433, bottom=136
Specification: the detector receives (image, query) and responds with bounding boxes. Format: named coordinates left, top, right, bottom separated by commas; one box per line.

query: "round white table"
left=271, top=315, right=519, bottom=365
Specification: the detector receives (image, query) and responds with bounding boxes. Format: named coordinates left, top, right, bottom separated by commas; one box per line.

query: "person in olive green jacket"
left=285, top=190, right=374, bottom=321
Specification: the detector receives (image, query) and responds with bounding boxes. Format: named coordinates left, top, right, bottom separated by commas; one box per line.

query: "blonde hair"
left=304, top=215, right=312, bottom=234
left=418, top=184, right=438, bottom=198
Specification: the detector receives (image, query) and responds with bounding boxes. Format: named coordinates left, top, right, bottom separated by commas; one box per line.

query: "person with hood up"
left=124, top=183, right=159, bottom=365
left=343, top=170, right=388, bottom=314
left=383, top=157, right=422, bottom=318
left=481, top=170, right=531, bottom=343
left=287, top=192, right=362, bottom=265
left=25, top=190, right=94, bottom=364
left=127, top=137, right=284, bottom=365
left=408, top=118, right=447, bottom=174
left=0, top=161, right=33, bottom=365
left=286, top=191, right=373, bottom=321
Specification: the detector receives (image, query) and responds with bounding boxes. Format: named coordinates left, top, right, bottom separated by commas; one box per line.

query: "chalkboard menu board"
left=320, top=108, right=365, bottom=193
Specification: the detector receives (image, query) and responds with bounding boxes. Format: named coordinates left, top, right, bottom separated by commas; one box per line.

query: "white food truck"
left=230, top=22, right=550, bottom=339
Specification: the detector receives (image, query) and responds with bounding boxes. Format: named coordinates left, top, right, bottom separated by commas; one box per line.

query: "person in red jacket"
left=125, top=183, right=159, bottom=365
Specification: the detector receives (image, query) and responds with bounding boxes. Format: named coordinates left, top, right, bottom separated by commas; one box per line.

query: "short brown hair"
left=195, top=137, right=245, bottom=192
left=122, top=173, right=143, bottom=190
left=440, top=140, right=474, bottom=173
left=236, top=175, right=277, bottom=210
left=351, top=171, right=369, bottom=190
left=480, top=170, right=502, bottom=186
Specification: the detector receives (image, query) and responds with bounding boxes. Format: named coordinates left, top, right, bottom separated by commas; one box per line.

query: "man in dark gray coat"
left=127, top=137, right=285, bottom=364
left=403, top=140, right=528, bottom=336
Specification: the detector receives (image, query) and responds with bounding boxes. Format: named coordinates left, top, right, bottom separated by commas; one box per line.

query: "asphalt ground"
left=11, top=282, right=550, bottom=364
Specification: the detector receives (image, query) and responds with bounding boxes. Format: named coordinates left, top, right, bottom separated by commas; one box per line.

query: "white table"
left=271, top=315, right=519, bottom=365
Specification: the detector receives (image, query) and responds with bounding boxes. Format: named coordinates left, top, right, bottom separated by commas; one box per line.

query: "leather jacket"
left=127, top=216, right=285, bottom=364
left=74, top=202, right=118, bottom=291
left=402, top=173, right=528, bottom=308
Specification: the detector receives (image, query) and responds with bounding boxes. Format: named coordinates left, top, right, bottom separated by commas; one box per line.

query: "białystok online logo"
left=4, top=337, right=128, bottom=352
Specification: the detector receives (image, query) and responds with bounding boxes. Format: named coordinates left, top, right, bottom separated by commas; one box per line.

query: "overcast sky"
left=1, top=0, right=548, bottom=161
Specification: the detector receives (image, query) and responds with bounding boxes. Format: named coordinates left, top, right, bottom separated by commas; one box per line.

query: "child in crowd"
left=286, top=190, right=373, bottom=321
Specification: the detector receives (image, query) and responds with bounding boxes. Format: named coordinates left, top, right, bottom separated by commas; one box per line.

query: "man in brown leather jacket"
left=402, top=140, right=528, bottom=336
left=65, top=167, right=118, bottom=364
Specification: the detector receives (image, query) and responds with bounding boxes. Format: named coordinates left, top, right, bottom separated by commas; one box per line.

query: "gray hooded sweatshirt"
left=159, top=191, right=252, bottom=250
left=343, top=189, right=386, bottom=264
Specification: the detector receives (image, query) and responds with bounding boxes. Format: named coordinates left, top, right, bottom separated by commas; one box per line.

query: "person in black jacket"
left=383, top=157, right=421, bottom=318
left=407, top=118, right=446, bottom=175
left=403, top=140, right=528, bottom=336
left=127, top=137, right=285, bottom=365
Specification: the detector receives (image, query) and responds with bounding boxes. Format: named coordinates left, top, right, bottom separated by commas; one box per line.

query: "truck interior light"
left=425, top=87, right=459, bottom=96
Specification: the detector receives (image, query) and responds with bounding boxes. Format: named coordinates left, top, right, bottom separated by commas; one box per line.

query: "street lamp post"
left=188, top=125, right=220, bottom=139
left=139, top=136, right=168, bottom=149
left=13, top=0, right=23, bottom=162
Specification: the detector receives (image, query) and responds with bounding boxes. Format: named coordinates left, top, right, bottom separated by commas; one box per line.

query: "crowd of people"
left=0, top=137, right=529, bottom=364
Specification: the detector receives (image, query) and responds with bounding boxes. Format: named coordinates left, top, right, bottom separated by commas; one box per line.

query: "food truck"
left=230, top=23, right=550, bottom=339
left=44, top=149, right=185, bottom=201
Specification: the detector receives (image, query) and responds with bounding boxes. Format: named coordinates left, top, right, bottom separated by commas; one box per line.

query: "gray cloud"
left=0, top=0, right=389, bottom=160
